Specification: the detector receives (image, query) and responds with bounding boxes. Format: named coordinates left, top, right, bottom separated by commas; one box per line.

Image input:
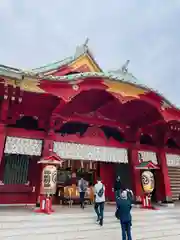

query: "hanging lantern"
left=68, top=160, right=71, bottom=168
left=141, top=171, right=155, bottom=194
left=93, top=162, right=96, bottom=170
left=89, top=161, right=92, bottom=170
left=81, top=160, right=84, bottom=168
left=41, top=165, right=57, bottom=195
left=72, top=172, right=76, bottom=178
left=86, top=161, right=89, bottom=171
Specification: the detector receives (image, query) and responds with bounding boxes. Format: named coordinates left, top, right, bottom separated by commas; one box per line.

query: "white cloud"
left=0, top=0, right=179, bottom=106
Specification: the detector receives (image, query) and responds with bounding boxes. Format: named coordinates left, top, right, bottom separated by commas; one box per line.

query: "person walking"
left=114, top=176, right=122, bottom=201
left=117, top=190, right=132, bottom=240
left=78, top=177, right=87, bottom=209
left=94, top=177, right=105, bottom=226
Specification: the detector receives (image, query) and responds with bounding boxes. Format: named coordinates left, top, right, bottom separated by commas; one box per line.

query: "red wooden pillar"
left=0, top=124, right=6, bottom=180
left=128, top=148, right=142, bottom=202
left=100, top=163, right=115, bottom=201
left=0, top=124, right=6, bottom=162
left=157, top=149, right=172, bottom=202
left=0, top=99, right=9, bottom=166
left=43, top=138, right=53, bottom=157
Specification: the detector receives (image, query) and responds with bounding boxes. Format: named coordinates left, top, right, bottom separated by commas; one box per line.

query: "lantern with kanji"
left=141, top=170, right=155, bottom=194
left=41, top=165, right=57, bottom=195
left=38, top=153, right=64, bottom=195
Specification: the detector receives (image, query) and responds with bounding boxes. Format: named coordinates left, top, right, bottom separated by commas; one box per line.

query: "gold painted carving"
left=104, top=80, right=147, bottom=98
left=70, top=55, right=101, bottom=72
left=5, top=77, right=45, bottom=93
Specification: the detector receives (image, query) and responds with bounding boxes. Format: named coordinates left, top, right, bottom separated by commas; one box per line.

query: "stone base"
left=36, top=203, right=40, bottom=208
left=160, top=201, right=174, bottom=207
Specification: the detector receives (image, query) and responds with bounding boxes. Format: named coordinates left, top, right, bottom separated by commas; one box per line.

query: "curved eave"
left=31, top=71, right=177, bottom=110
left=31, top=56, right=74, bottom=74
left=31, top=53, right=101, bottom=75
left=0, top=68, right=178, bottom=111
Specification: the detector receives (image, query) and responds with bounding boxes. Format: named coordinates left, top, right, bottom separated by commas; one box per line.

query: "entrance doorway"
left=114, top=163, right=132, bottom=190
left=54, top=160, right=98, bottom=205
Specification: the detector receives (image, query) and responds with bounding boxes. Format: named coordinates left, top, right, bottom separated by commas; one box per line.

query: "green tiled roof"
left=136, top=161, right=159, bottom=169
left=0, top=65, right=175, bottom=109
left=31, top=56, right=74, bottom=74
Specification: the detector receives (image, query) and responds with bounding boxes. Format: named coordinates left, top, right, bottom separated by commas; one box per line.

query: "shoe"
left=99, top=218, right=103, bottom=226
left=96, top=218, right=100, bottom=224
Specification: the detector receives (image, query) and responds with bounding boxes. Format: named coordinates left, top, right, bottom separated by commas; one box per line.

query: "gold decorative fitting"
left=72, top=84, right=79, bottom=91
left=11, top=96, right=15, bottom=101
left=4, top=95, right=8, bottom=100
left=0, top=181, right=4, bottom=185
left=18, top=97, right=22, bottom=103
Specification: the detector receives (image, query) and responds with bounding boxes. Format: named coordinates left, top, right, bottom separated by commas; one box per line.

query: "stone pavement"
left=0, top=205, right=180, bottom=239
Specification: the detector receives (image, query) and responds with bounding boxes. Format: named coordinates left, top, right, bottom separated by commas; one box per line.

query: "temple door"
left=100, top=163, right=115, bottom=201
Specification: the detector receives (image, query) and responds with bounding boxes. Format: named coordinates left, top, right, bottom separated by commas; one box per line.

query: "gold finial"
left=84, top=38, right=89, bottom=47
left=121, top=60, right=130, bottom=73
left=74, top=38, right=90, bottom=58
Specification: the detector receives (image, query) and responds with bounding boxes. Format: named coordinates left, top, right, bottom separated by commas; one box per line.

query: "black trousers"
left=80, top=192, right=85, bottom=207
left=94, top=202, right=105, bottom=220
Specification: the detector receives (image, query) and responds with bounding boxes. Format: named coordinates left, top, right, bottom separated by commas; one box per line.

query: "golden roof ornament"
left=109, top=60, right=137, bottom=83
left=110, top=60, right=130, bottom=75
left=74, top=38, right=89, bottom=58
left=121, top=60, right=130, bottom=73
left=161, top=100, right=171, bottom=110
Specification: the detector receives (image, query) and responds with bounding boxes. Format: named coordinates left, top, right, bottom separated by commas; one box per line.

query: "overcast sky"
left=0, top=0, right=179, bottom=106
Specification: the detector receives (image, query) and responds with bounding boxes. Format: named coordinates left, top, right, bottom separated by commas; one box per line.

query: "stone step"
left=0, top=214, right=177, bottom=230
left=1, top=223, right=180, bottom=240
left=0, top=208, right=172, bottom=222
left=0, top=212, right=179, bottom=238
left=0, top=207, right=179, bottom=239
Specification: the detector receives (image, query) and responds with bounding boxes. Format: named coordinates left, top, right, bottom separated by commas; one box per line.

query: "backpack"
left=115, top=208, right=120, bottom=219
left=80, top=180, right=87, bottom=192
left=97, top=185, right=104, bottom=197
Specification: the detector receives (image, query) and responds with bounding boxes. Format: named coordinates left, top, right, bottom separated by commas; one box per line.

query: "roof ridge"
left=0, top=64, right=21, bottom=72
left=31, top=56, right=74, bottom=73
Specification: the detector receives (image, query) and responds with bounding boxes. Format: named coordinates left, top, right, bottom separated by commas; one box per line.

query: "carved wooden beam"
left=140, top=120, right=166, bottom=131
left=55, top=113, right=127, bottom=132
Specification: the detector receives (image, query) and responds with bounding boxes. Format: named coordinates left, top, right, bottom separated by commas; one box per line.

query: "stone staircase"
left=0, top=206, right=180, bottom=239
left=168, top=167, right=180, bottom=201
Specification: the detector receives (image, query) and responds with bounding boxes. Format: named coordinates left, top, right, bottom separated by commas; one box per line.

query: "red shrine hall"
left=0, top=41, right=180, bottom=205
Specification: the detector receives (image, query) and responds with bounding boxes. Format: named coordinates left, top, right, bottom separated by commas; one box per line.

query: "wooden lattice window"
left=3, top=154, right=30, bottom=184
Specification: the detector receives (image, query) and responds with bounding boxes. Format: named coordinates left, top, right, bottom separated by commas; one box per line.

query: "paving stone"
left=0, top=205, right=180, bottom=239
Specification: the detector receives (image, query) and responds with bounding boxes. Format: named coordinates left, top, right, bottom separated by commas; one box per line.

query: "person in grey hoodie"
left=78, top=177, right=87, bottom=209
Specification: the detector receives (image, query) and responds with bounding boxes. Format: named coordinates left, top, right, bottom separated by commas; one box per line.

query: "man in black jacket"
left=114, top=176, right=122, bottom=200
left=117, top=190, right=132, bottom=240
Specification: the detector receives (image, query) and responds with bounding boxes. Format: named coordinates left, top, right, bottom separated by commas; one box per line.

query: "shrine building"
left=0, top=42, right=180, bottom=205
